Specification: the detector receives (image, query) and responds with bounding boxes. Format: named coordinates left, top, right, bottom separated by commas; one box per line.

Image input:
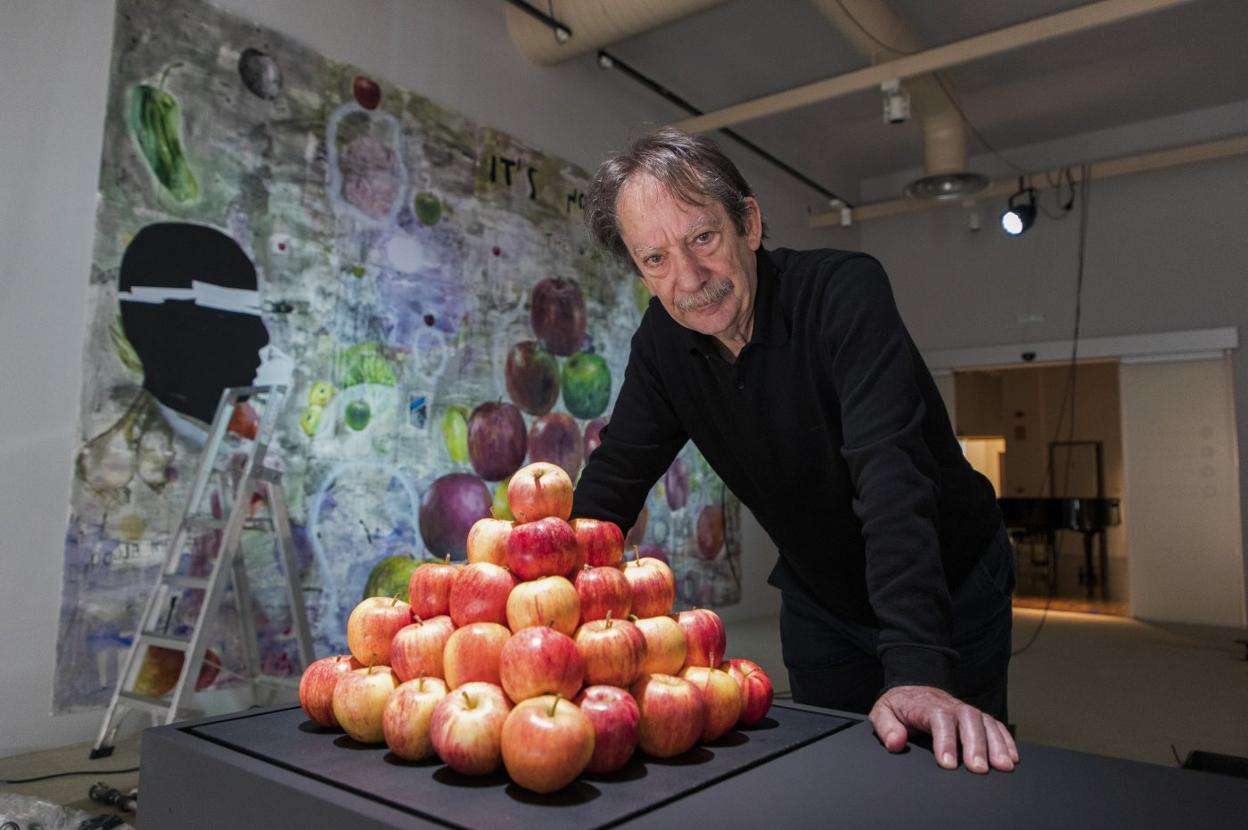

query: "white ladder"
left=90, top=385, right=314, bottom=757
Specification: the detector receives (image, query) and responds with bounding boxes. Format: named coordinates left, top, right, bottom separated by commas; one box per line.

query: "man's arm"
left=573, top=318, right=688, bottom=532
left=820, top=255, right=1015, bottom=772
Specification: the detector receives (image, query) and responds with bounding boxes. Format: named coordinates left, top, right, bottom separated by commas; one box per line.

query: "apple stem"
left=417, top=672, right=425, bottom=692
left=628, top=613, right=640, bottom=623
left=462, top=691, right=475, bottom=709
left=444, top=554, right=451, bottom=565
left=548, top=694, right=560, bottom=718
left=605, top=609, right=613, bottom=628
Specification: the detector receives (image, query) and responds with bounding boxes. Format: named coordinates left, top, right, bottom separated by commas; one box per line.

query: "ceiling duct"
left=505, top=0, right=728, bottom=66
left=810, top=0, right=988, bottom=200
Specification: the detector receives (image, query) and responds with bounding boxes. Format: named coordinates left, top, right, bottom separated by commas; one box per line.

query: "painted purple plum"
left=696, top=504, right=724, bottom=561
left=530, top=278, right=587, bottom=356
left=504, top=340, right=559, bottom=415
left=527, top=412, right=583, bottom=480
left=467, top=401, right=527, bottom=482
left=637, top=543, right=669, bottom=566
left=419, top=473, right=492, bottom=561
left=664, top=458, right=689, bottom=511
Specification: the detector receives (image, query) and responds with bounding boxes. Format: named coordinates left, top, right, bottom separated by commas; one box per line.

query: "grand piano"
left=997, top=496, right=1121, bottom=598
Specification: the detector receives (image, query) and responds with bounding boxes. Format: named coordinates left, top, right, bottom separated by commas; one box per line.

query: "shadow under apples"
left=703, top=730, right=749, bottom=748
left=332, top=735, right=387, bottom=752
left=382, top=752, right=442, bottom=768
left=297, top=720, right=339, bottom=735
left=432, top=766, right=511, bottom=788
left=581, top=759, right=649, bottom=784
left=740, top=716, right=780, bottom=731
left=642, top=746, right=715, bottom=767
left=506, top=780, right=601, bottom=806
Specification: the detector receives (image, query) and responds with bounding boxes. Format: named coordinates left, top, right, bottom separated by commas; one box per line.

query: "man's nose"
left=670, top=248, right=707, bottom=292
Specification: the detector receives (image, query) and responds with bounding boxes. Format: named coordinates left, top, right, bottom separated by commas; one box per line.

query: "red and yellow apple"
left=574, top=564, right=631, bottom=624
left=680, top=663, right=742, bottom=742
left=466, top=517, right=513, bottom=567
left=633, top=614, right=688, bottom=676
left=630, top=673, right=706, bottom=758
left=574, top=615, right=646, bottom=687
left=506, top=462, right=573, bottom=523
left=571, top=518, right=625, bottom=568
left=389, top=615, right=455, bottom=682
left=346, top=596, right=412, bottom=667
left=505, top=516, right=578, bottom=581
left=382, top=675, right=449, bottom=761
left=501, top=695, right=595, bottom=794
left=498, top=625, right=585, bottom=703
left=448, top=562, right=516, bottom=627
left=575, top=684, right=640, bottom=774
left=724, top=658, right=774, bottom=726
left=677, top=608, right=727, bottom=669
left=443, top=621, right=510, bottom=689
left=299, top=654, right=363, bottom=728
left=622, top=555, right=675, bottom=618
left=505, top=575, right=580, bottom=635
left=331, top=665, right=400, bottom=744
left=407, top=558, right=462, bottom=619
left=430, top=681, right=512, bottom=775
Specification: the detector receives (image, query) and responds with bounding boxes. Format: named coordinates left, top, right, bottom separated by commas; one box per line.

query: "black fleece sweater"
left=572, top=247, right=1001, bottom=691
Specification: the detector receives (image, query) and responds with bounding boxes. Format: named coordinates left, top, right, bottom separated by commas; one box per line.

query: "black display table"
left=140, top=703, right=1248, bottom=828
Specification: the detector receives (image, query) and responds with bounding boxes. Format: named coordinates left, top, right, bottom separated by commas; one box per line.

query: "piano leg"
left=1081, top=531, right=1098, bottom=600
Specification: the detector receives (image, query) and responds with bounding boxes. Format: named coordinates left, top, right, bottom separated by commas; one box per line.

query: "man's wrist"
left=880, top=645, right=955, bottom=694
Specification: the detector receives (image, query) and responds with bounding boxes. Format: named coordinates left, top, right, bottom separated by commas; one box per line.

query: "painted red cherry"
left=352, top=75, right=381, bottom=110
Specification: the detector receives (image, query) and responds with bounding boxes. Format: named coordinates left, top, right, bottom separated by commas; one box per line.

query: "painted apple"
left=506, top=575, right=580, bottom=635
left=507, top=462, right=573, bottom=523
left=677, top=608, right=727, bottom=669
left=561, top=351, right=611, bottom=420
left=571, top=518, right=625, bottom=568
left=363, top=555, right=420, bottom=603
left=133, top=646, right=221, bottom=698
left=724, top=658, right=774, bottom=726
left=299, top=654, right=364, bottom=729
left=332, top=666, right=400, bottom=744
left=583, top=417, right=608, bottom=460
left=346, top=596, right=412, bottom=667
left=492, top=477, right=514, bottom=521
left=622, top=555, right=676, bottom=618
left=664, top=458, right=689, bottom=511
left=307, top=380, right=335, bottom=407
left=407, top=558, right=463, bottom=618
left=696, top=504, right=725, bottom=560
left=344, top=398, right=371, bottom=431
left=352, top=74, right=381, bottom=109
left=382, top=675, right=449, bottom=761
left=467, top=402, right=527, bottom=482
left=389, top=615, right=455, bottom=682
left=574, top=564, right=631, bottom=624
left=413, top=191, right=442, bottom=225
left=504, top=341, right=560, bottom=416
left=680, top=663, right=742, bottom=742
left=574, top=615, right=646, bottom=687
left=531, top=278, right=587, bottom=356
left=575, top=685, right=641, bottom=774
left=624, top=504, right=648, bottom=549
left=430, top=681, right=512, bottom=775
left=448, top=562, right=516, bottom=628
left=498, top=625, right=585, bottom=703
left=505, top=516, right=578, bottom=581
left=634, top=614, right=688, bottom=676
left=419, top=473, right=493, bottom=561
left=630, top=673, right=706, bottom=758
left=528, top=413, right=583, bottom=480
left=237, top=48, right=283, bottom=100
left=441, top=405, right=470, bottom=464
left=300, top=405, right=323, bottom=437
left=442, top=621, right=511, bottom=689
left=466, top=517, right=512, bottom=567
left=636, top=543, right=669, bottom=566
left=501, top=695, right=595, bottom=794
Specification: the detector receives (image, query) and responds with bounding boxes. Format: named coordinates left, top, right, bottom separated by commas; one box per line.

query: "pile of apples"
left=299, top=461, right=773, bottom=795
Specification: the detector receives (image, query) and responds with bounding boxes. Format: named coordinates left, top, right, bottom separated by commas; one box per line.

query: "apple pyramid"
left=298, top=462, right=774, bottom=794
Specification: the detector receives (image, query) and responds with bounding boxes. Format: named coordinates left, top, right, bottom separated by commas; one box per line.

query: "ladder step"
left=161, top=574, right=210, bottom=590
left=117, top=691, right=171, bottom=716
left=139, top=630, right=190, bottom=651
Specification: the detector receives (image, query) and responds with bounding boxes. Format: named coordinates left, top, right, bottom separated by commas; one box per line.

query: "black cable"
left=0, top=766, right=139, bottom=785
left=833, top=0, right=917, bottom=56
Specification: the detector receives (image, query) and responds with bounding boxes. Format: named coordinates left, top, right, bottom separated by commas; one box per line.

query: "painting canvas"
left=54, top=0, right=742, bottom=712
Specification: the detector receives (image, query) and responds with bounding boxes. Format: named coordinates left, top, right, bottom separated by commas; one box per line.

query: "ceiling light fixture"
left=1000, top=179, right=1037, bottom=236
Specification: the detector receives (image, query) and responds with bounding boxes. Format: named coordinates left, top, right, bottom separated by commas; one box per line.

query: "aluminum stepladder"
left=91, top=384, right=314, bottom=758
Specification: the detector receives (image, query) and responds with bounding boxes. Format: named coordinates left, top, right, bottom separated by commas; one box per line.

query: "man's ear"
left=743, top=196, right=763, bottom=250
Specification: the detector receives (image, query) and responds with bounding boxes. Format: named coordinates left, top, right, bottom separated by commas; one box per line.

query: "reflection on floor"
left=1012, top=594, right=1130, bottom=616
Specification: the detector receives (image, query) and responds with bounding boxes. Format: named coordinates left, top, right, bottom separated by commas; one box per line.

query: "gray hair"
left=585, top=127, right=766, bottom=266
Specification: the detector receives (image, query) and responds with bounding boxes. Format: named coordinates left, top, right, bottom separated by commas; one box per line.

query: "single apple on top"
left=501, top=695, right=595, bottom=794
left=466, top=517, right=513, bottom=567
left=571, top=517, right=625, bottom=568
left=498, top=625, right=585, bottom=703
left=575, top=685, right=641, bottom=774
left=382, top=675, right=449, bottom=761
left=574, top=613, right=646, bottom=687
left=408, top=557, right=462, bottom=618
left=505, top=516, right=578, bottom=581
left=574, top=564, right=631, bottom=624
left=681, top=659, right=742, bottom=742
left=622, top=553, right=676, bottom=618
left=430, top=681, right=512, bottom=776
left=507, top=461, right=573, bottom=523
left=299, top=654, right=363, bottom=728
left=677, top=608, right=727, bottom=669
left=632, top=614, right=688, bottom=676
left=332, top=665, right=400, bottom=744
left=346, top=596, right=412, bottom=667
left=724, top=658, right=774, bottom=726
left=505, top=575, right=580, bottom=635
left=389, top=615, right=455, bottom=682
left=630, top=673, right=706, bottom=759
left=443, top=621, right=510, bottom=689
left=448, top=561, right=516, bottom=627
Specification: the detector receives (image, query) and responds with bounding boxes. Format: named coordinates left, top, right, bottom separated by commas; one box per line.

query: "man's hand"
left=869, top=685, right=1018, bottom=773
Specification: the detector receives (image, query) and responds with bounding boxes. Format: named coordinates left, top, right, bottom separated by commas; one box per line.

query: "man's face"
left=616, top=173, right=762, bottom=352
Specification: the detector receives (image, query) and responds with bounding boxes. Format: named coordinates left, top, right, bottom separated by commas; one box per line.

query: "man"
left=572, top=127, right=1018, bottom=773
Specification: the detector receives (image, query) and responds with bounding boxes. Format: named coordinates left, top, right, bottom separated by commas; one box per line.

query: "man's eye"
left=693, top=232, right=713, bottom=245
left=644, top=254, right=663, bottom=266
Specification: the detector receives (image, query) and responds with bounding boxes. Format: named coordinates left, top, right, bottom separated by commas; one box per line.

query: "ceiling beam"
left=807, top=134, right=1248, bottom=226
left=671, top=0, right=1193, bottom=134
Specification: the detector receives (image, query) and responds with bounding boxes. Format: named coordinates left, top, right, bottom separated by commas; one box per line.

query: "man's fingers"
left=869, top=701, right=909, bottom=752
left=930, top=711, right=958, bottom=769
left=957, top=706, right=989, bottom=774
left=982, top=714, right=1014, bottom=772
left=997, top=718, right=1020, bottom=764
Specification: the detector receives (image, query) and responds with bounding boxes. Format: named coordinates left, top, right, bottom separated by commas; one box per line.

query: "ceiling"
left=580, top=0, right=1248, bottom=204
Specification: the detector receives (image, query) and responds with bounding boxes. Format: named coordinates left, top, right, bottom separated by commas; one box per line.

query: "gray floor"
left=724, top=607, right=1248, bottom=767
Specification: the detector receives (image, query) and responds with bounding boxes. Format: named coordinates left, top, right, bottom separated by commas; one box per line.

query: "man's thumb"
left=870, top=703, right=909, bottom=752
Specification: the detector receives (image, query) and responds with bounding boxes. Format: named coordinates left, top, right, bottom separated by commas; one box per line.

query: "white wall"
left=0, top=0, right=849, bottom=754
left=856, top=109, right=1248, bottom=626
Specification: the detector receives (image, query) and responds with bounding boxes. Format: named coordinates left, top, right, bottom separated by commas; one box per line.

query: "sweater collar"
left=685, top=248, right=790, bottom=358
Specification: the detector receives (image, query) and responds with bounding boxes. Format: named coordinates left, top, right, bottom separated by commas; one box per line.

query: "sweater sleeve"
left=572, top=313, right=688, bottom=535
left=821, top=255, right=957, bottom=692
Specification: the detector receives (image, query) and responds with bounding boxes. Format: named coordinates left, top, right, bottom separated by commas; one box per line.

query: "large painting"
left=54, top=0, right=743, bottom=712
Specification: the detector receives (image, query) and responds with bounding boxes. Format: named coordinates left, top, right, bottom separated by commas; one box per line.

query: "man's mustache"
left=675, top=278, right=733, bottom=313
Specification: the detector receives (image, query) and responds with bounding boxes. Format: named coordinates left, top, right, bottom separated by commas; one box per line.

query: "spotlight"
left=1000, top=180, right=1036, bottom=236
